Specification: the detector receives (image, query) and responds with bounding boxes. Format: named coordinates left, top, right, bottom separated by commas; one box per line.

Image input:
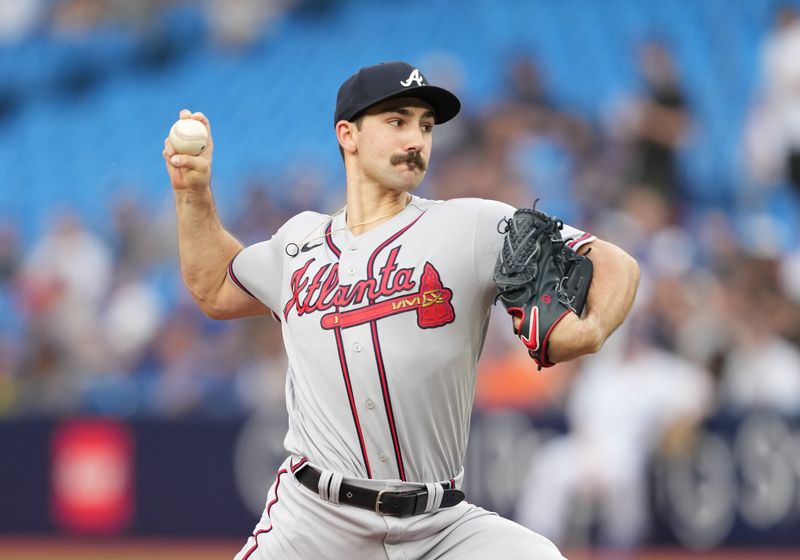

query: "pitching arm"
left=164, top=110, right=270, bottom=320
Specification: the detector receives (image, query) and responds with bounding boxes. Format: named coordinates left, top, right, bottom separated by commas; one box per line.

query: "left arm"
left=545, top=238, right=640, bottom=363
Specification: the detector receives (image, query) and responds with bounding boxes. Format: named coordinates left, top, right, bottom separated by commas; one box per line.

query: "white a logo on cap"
left=400, top=69, right=425, bottom=87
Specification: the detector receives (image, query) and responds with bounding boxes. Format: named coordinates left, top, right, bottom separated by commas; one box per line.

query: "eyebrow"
left=383, top=106, right=435, bottom=120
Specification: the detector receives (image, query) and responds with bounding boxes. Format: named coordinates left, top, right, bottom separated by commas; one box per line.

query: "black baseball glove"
left=493, top=203, right=593, bottom=369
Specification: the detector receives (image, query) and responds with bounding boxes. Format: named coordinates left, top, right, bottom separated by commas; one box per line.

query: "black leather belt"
left=295, top=465, right=466, bottom=516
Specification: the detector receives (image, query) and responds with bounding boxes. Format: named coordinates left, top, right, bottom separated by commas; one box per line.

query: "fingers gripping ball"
left=493, top=202, right=593, bottom=369
left=168, top=119, right=209, bottom=155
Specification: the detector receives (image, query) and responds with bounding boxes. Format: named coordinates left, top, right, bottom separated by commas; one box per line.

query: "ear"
left=335, top=120, right=357, bottom=155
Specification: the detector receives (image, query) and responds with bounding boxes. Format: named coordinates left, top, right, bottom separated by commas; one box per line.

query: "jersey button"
left=353, top=343, right=362, bottom=352
left=347, top=267, right=355, bottom=276
left=365, top=399, right=375, bottom=409
left=378, top=453, right=387, bottom=462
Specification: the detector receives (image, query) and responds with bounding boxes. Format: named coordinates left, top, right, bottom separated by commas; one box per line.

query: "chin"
left=397, top=171, right=426, bottom=191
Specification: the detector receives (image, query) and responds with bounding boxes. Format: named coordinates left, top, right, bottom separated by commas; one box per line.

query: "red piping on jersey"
left=364, top=211, right=426, bottom=481
left=241, top=465, right=290, bottom=560
left=365, top=213, right=425, bottom=274
left=227, top=258, right=257, bottom=299
left=334, top=324, right=373, bottom=478
left=291, top=456, right=308, bottom=472
left=369, top=321, right=405, bottom=481
left=566, top=232, right=591, bottom=248
left=323, top=218, right=371, bottom=477
left=325, top=220, right=341, bottom=257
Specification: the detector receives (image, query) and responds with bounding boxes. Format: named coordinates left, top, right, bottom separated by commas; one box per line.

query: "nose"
left=403, top=126, right=425, bottom=153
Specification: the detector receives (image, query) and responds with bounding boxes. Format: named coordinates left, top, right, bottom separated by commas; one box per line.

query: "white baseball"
left=168, top=118, right=209, bottom=156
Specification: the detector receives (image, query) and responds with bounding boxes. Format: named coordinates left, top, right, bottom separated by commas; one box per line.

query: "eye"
left=421, top=123, right=433, bottom=133
left=388, top=119, right=402, bottom=127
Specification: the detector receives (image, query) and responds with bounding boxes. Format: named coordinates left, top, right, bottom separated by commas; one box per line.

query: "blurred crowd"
left=0, top=0, right=799, bottom=432
left=0, top=0, right=302, bottom=46
left=2, top=0, right=800, bottom=550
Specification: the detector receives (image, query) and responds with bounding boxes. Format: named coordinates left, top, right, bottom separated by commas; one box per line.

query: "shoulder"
left=265, top=210, right=333, bottom=241
left=418, top=196, right=515, bottom=221
left=282, top=210, right=331, bottom=231
left=236, top=210, right=332, bottom=261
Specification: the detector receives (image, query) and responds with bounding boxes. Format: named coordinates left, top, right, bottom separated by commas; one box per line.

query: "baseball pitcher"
left=163, top=61, right=639, bottom=559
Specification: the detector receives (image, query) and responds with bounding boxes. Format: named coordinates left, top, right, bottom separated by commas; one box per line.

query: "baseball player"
left=162, top=61, right=639, bottom=559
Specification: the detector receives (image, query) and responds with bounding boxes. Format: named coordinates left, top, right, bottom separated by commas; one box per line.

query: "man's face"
left=351, top=98, right=435, bottom=192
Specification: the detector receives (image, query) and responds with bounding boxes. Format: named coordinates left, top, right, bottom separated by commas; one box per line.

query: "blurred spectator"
left=429, top=144, right=527, bottom=204
left=0, top=334, right=20, bottom=415
left=515, top=316, right=713, bottom=549
left=507, top=54, right=555, bottom=113
left=15, top=212, right=114, bottom=412
left=21, top=211, right=112, bottom=312
left=610, top=40, right=691, bottom=200
left=0, top=222, right=21, bottom=284
left=141, top=302, right=218, bottom=417
left=744, top=4, right=800, bottom=190
left=110, top=193, right=175, bottom=273
left=102, top=267, right=163, bottom=368
left=715, top=254, right=800, bottom=413
left=15, top=324, right=78, bottom=414
left=0, top=223, right=24, bottom=415
left=231, top=318, right=288, bottom=412
left=48, top=0, right=169, bottom=35
left=506, top=55, right=596, bottom=162
left=49, top=0, right=109, bottom=37
left=104, top=0, right=173, bottom=30
left=205, top=0, right=297, bottom=49
left=0, top=0, right=44, bottom=43
left=495, top=55, right=597, bottom=221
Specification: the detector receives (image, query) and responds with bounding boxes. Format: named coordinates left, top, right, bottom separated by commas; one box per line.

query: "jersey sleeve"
left=561, top=224, right=596, bottom=252
left=473, top=198, right=516, bottom=291
left=227, top=226, right=290, bottom=313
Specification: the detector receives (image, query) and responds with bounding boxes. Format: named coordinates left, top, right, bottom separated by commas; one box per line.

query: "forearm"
left=583, top=240, right=639, bottom=344
left=174, top=186, right=243, bottom=312
left=547, top=240, right=640, bottom=362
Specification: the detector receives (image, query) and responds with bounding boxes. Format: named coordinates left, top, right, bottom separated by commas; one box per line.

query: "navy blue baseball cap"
left=334, top=61, right=461, bottom=125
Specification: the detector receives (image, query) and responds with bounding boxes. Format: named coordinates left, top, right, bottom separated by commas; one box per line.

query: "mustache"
left=390, top=151, right=426, bottom=171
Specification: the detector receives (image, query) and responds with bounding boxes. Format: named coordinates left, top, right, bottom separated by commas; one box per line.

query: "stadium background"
left=2, top=0, right=800, bottom=558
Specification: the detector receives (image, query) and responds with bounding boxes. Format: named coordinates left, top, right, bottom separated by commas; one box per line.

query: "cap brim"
left=356, top=85, right=461, bottom=124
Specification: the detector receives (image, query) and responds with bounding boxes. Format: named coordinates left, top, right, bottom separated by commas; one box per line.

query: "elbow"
left=201, top=299, right=241, bottom=321
left=610, top=243, right=641, bottom=298
left=586, top=329, right=606, bottom=355
left=202, top=305, right=229, bottom=321
left=627, top=253, right=642, bottom=293
left=589, top=250, right=640, bottom=354
left=190, top=291, right=228, bottom=320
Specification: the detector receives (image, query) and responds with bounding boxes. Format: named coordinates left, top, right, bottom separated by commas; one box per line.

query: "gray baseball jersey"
left=229, top=195, right=594, bottom=484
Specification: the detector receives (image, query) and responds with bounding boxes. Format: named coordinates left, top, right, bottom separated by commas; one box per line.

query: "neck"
left=345, top=184, right=411, bottom=236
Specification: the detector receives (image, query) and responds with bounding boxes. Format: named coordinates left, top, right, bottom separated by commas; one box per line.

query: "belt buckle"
left=375, top=488, right=428, bottom=516
left=375, top=490, right=389, bottom=513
